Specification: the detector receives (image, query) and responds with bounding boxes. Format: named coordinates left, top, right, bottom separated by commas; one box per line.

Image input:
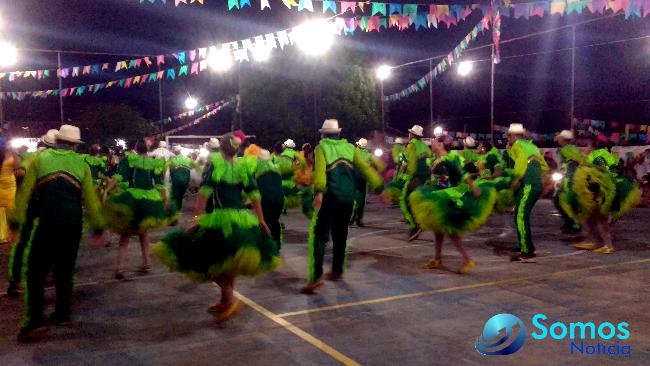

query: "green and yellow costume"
left=477, top=147, right=514, bottom=214
left=254, top=158, right=285, bottom=248
left=168, top=154, right=200, bottom=212
left=382, top=143, right=408, bottom=205
left=275, top=148, right=306, bottom=209
left=83, top=154, right=108, bottom=186
left=562, top=149, right=640, bottom=223
left=11, top=148, right=105, bottom=329
left=154, top=154, right=280, bottom=281
left=508, top=139, right=549, bottom=255
left=351, top=147, right=386, bottom=226
left=554, top=144, right=584, bottom=231
left=308, top=138, right=381, bottom=281
left=105, top=152, right=171, bottom=234
left=409, top=150, right=496, bottom=236
left=400, top=139, right=432, bottom=230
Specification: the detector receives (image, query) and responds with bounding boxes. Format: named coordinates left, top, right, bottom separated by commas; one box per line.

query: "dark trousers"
left=263, top=200, right=284, bottom=250
left=308, top=194, right=354, bottom=281
left=351, top=175, right=368, bottom=225
left=514, top=161, right=543, bottom=255
left=23, top=217, right=82, bottom=328
left=171, top=179, right=189, bottom=212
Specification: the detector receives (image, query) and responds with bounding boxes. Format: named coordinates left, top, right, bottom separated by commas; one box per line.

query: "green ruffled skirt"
left=105, top=188, right=174, bottom=234
left=382, top=178, right=406, bottom=205
left=560, top=166, right=615, bottom=222
left=478, top=176, right=514, bottom=214
left=409, top=182, right=496, bottom=236
left=153, top=209, right=281, bottom=281
left=608, top=177, right=642, bottom=218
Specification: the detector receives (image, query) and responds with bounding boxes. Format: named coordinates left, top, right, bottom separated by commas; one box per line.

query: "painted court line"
left=235, top=291, right=361, bottom=366
left=275, top=258, right=650, bottom=318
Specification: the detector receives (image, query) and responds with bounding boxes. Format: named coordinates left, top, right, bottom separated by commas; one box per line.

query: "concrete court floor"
left=0, top=196, right=649, bottom=366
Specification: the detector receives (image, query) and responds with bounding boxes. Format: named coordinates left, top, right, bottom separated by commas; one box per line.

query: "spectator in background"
left=544, top=150, right=558, bottom=171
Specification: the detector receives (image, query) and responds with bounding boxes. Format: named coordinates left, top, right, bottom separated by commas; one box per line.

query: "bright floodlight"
left=0, top=42, right=18, bottom=67
left=252, top=45, right=271, bottom=62
left=295, top=20, right=336, bottom=56
left=457, top=61, right=473, bottom=76
left=552, top=172, right=563, bottom=182
left=433, top=126, right=443, bottom=137
left=185, top=96, right=198, bottom=110
left=208, top=48, right=233, bottom=72
left=115, top=138, right=127, bottom=150
left=376, top=65, right=391, bottom=80
left=373, top=148, right=384, bottom=157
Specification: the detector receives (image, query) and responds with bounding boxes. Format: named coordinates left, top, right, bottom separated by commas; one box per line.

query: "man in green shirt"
left=168, top=147, right=200, bottom=213
left=350, top=138, right=386, bottom=227
left=302, top=119, right=382, bottom=294
left=11, top=125, right=105, bottom=342
left=506, top=124, right=548, bottom=262
left=400, top=124, right=432, bottom=241
left=555, top=130, right=583, bottom=234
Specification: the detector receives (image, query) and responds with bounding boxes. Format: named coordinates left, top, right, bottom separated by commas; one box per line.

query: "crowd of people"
left=1, top=119, right=644, bottom=342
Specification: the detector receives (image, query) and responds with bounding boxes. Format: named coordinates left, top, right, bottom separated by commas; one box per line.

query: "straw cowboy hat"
left=506, top=123, right=526, bottom=136
left=556, top=130, right=574, bottom=141
left=394, top=137, right=406, bottom=144
left=356, top=138, right=368, bottom=149
left=207, top=138, right=220, bottom=150
left=258, top=149, right=272, bottom=161
left=319, top=119, right=341, bottom=134
left=56, top=124, right=84, bottom=144
left=41, top=129, right=59, bottom=146
left=463, top=136, right=476, bottom=148
left=408, top=124, right=424, bottom=137
left=283, top=139, right=296, bottom=149
left=159, top=141, right=168, bottom=148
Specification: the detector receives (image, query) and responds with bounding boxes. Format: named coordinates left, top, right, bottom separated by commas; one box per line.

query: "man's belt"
left=37, top=173, right=81, bottom=190
left=327, top=160, right=353, bottom=171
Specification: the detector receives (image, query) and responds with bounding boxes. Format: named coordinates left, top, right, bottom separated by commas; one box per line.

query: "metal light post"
left=490, top=45, right=496, bottom=144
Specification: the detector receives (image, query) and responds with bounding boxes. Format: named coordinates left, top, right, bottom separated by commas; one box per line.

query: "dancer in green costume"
left=301, top=119, right=382, bottom=294
left=554, top=130, right=584, bottom=234
left=410, top=135, right=495, bottom=274
left=350, top=138, right=386, bottom=227
left=6, top=130, right=58, bottom=297
left=168, top=149, right=200, bottom=212
left=570, top=138, right=641, bottom=254
left=274, top=139, right=306, bottom=209
left=254, top=149, right=285, bottom=248
left=154, top=134, right=279, bottom=324
left=11, top=125, right=105, bottom=342
left=382, top=137, right=408, bottom=205
left=400, top=125, right=432, bottom=241
left=103, top=140, right=171, bottom=280
left=83, top=144, right=108, bottom=187
left=506, top=124, right=548, bottom=262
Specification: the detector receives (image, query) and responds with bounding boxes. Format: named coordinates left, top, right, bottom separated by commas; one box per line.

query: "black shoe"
left=6, top=283, right=20, bottom=298
left=357, top=222, right=365, bottom=228
left=17, top=323, right=47, bottom=343
left=48, top=312, right=71, bottom=326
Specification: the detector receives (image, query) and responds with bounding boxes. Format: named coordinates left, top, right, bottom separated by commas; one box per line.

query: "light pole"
left=376, top=65, right=391, bottom=132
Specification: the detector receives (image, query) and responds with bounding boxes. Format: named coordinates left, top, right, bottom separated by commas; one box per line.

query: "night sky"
left=1, top=0, right=649, bottom=138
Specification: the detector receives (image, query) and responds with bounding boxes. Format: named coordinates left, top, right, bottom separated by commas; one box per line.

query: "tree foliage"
left=240, top=50, right=380, bottom=148
left=77, top=103, right=159, bottom=146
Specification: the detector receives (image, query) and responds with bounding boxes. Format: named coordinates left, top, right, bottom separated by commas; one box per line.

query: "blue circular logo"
left=476, top=314, right=527, bottom=356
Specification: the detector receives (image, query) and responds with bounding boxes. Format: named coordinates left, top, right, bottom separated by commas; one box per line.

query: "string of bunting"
left=134, top=0, right=204, bottom=5
left=227, top=0, right=650, bottom=20
left=384, top=14, right=491, bottom=102
left=163, top=100, right=225, bottom=124
left=156, top=101, right=231, bottom=138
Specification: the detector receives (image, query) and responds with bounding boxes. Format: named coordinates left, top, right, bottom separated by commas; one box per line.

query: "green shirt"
left=508, top=139, right=548, bottom=179
left=115, top=152, right=165, bottom=190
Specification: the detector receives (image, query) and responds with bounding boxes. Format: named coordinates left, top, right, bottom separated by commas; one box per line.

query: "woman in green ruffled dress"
left=409, top=136, right=496, bottom=274
left=103, top=140, right=171, bottom=279
left=154, top=134, right=279, bottom=323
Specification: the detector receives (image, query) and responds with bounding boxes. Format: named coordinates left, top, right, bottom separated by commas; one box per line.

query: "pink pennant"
left=143, top=57, right=152, bottom=67
left=609, top=0, right=624, bottom=12
left=175, top=0, right=187, bottom=5
left=83, top=65, right=91, bottom=75
left=125, top=78, right=133, bottom=88
left=341, top=1, right=356, bottom=12
left=135, top=59, right=142, bottom=68
left=102, top=63, right=109, bottom=70
left=157, top=71, right=164, bottom=80
left=398, top=15, right=410, bottom=30
left=367, top=16, right=379, bottom=32
left=156, top=55, right=165, bottom=66
left=191, top=62, right=199, bottom=74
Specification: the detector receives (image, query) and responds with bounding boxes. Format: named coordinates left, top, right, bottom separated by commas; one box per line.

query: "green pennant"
left=179, top=65, right=189, bottom=76
left=361, top=16, right=369, bottom=31
left=403, top=4, right=418, bottom=17
left=228, top=0, right=239, bottom=10
left=372, top=2, right=387, bottom=16
left=148, top=73, right=157, bottom=82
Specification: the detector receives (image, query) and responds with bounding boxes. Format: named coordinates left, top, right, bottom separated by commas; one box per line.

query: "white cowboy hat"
left=408, top=124, right=424, bottom=137
left=394, top=137, right=406, bottom=144
left=159, top=141, right=168, bottom=148
left=283, top=139, right=296, bottom=149
left=258, top=149, right=272, bottom=161
left=319, top=119, right=341, bottom=134
left=507, top=123, right=526, bottom=135
left=41, top=129, right=58, bottom=146
left=56, top=124, right=83, bottom=144
left=356, top=138, right=368, bottom=148
left=556, top=130, right=574, bottom=140
left=463, top=136, right=476, bottom=148
left=172, top=145, right=182, bottom=153
left=207, top=138, right=220, bottom=150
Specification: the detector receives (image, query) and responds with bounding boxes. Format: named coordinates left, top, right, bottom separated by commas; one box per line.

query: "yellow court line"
left=235, top=291, right=361, bottom=366
left=276, top=258, right=650, bottom=318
